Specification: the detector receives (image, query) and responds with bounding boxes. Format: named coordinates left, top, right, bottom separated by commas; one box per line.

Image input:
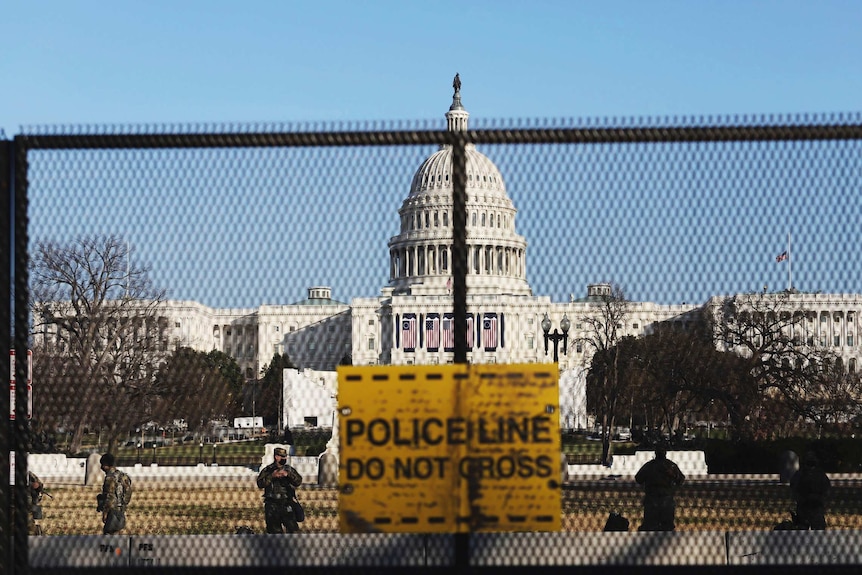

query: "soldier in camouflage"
left=28, top=471, right=45, bottom=535
left=635, top=444, right=685, bottom=531
left=256, top=447, right=303, bottom=533
left=99, top=453, right=132, bottom=534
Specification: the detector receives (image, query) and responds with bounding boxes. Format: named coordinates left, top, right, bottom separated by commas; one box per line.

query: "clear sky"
left=5, top=1, right=862, bottom=308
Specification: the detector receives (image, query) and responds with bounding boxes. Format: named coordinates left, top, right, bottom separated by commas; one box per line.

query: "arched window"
left=443, top=212, right=449, bottom=226
left=481, top=213, right=486, bottom=226
left=442, top=249, right=448, bottom=271
left=471, top=212, right=477, bottom=226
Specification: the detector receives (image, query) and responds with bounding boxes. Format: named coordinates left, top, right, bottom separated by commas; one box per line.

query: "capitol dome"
left=387, top=75, right=532, bottom=297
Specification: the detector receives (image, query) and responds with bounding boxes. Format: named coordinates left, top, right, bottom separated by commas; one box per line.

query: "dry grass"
left=38, top=480, right=862, bottom=535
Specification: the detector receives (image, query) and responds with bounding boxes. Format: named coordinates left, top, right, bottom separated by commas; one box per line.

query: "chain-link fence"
left=3, top=107, right=862, bottom=573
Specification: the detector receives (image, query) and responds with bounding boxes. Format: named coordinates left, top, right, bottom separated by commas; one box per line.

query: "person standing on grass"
left=257, top=447, right=303, bottom=533
left=635, top=444, right=685, bottom=531
left=791, top=450, right=831, bottom=530
left=98, top=453, right=133, bottom=534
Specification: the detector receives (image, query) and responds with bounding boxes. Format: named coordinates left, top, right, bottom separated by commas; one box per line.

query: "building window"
left=835, top=335, right=841, bottom=347
left=309, top=342, right=316, bottom=350
left=527, top=335, right=534, bottom=349
left=425, top=212, right=430, bottom=228
left=443, top=212, right=449, bottom=226
left=471, top=213, right=476, bottom=226
left=368, top=319, right=375, bottom=326
left=175, top=322, right=181, bottom=328
left=274, top=325, right=279, bottom=332
left=290, top=325, right=296, bottom=332
left=632, top=323, right=639, bottom=330
left=481, top=213, right=486, bottom=226
left=329, top=325, right=335, bottom=332
left=848, top=335, right=854, bottom=347
left=576, top=342, right=583, bottom=353
left=434, top=212, right=439, bottom=227
left=368, top=337, right=375, bottom=350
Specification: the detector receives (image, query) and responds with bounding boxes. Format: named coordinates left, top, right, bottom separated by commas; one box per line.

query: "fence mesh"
left=4, top=106, right=862, bottom=573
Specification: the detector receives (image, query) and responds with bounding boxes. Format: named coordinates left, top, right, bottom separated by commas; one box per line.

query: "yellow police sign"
left=337, top=364, right=561, bottom=533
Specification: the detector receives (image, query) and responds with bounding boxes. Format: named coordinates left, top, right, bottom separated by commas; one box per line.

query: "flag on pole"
left=776, top=251, right=788, bottom=263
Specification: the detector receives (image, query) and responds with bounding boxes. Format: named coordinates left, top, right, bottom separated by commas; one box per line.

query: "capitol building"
left=143, top=80, right=861, bottom=428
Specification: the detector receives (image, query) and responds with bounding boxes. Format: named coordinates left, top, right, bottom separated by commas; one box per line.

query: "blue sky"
left=5, top=1, right=862, bottom=307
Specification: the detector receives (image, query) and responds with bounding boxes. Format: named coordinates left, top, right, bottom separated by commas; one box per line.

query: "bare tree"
left=579, top=283, right=629, bottom=465
left=709, top=291, right=857, bottom=438
left=30, top=235, right=167, bottom=453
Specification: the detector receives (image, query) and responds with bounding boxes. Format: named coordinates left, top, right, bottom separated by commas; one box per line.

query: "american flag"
left=443, top=315, right=454, bottom=351
left=426, top=314, right=440, bottom=350
left=483, top=314, right=498, bottom=350
left=776, top=251, right=788, bottom=263
left=402, top=314, right=417, bottom=351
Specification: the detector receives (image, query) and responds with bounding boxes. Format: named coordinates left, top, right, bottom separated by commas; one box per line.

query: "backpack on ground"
left=603, top=511, right=630, bottom=532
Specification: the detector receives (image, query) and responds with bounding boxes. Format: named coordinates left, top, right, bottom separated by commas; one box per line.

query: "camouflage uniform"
left=100, top=454, right=132, bottom=534
left=635, top=449, right=685, bottom=531
left=28, top=472, right=44, bottom=535
left=257, top=447, right=303, bottom=534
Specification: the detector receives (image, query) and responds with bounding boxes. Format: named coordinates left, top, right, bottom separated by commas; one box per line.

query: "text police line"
left=345, top=416, right=554, bottom=448
left=345, top=454, right=555, bottom=480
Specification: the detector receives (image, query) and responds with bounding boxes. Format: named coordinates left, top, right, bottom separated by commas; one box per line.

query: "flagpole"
left=787, top=232, right=792, bottom=291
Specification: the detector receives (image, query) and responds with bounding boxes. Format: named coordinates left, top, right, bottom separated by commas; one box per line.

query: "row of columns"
left=390, top=244, right=525, bottom=280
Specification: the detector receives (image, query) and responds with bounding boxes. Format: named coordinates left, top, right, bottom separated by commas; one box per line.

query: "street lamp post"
left=199, top=442, right=203, bottom=465
left=212, top=443, right=217, bottom=465
left=136, top=443, right=142, bottom=465
left=541, top=313, right=571, bottom=363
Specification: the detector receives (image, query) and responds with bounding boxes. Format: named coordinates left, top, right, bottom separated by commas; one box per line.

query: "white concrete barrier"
left=29, top=453, right=88, bottom=484
left=29, top=451, right=323, bottom=486
left=727, top=530, right=862, bottom=565
left=568, top=450, right=709, bottom=478
left=470, top=531, right=728, bottom=566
